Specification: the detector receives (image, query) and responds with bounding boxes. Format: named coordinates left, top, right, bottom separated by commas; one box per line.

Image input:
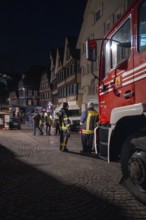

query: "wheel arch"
left=120, top=128, right=146, bottom=204
left=109, top=114, right=146, bottom=161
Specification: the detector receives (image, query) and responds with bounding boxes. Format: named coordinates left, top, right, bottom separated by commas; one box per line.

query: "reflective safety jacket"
left=55, top=115, right=59, bottom=124
left=58, top=108, right=71, bottom=131
left=45, top=114, right=52, bottom=125
left=80, top=108, right=98, bottom=134
left=39, top=113, right=45, bottom=125
left=33, top=113, right=41, bottom=124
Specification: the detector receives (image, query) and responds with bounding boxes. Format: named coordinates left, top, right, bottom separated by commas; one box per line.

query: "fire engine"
left=87, top=0, right=146, bottom=204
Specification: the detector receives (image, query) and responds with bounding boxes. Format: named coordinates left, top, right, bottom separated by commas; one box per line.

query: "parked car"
left=9, top=117, right=21, bottom=130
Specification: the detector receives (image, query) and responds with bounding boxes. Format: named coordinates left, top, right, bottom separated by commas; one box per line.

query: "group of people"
left=32, top=101, right=98, bottom=154
left=33, top=110, right=59, bottom=136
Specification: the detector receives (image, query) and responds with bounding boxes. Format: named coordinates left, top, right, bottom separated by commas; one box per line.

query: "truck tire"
left=121, top=130, right=146, bottom=204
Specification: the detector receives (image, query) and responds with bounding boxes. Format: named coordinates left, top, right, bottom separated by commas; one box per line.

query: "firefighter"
left=45, top=112, right=52, bottom=135
left=58, top=102, right=71, bottom=152
left=33, top=109, right=43, bottom=135
left=80, top=102, right=98, bottom=154
left=39, top=110, right=45, bottom=132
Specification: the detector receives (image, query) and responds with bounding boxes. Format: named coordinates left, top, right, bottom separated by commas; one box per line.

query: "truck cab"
left=87, top=0, right=146, bottom=204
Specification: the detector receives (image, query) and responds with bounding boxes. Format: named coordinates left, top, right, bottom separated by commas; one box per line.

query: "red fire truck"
left=87, top=0, right=146, bottom=204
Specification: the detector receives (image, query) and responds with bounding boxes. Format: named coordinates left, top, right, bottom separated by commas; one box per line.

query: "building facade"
left=77, top=0, right=135, bottom=112
left=18, top=66, right=45, bottom=114
left=39, top=67, right=51, bottom=109
left=56, top=36, right=82, bottom=110
left=49, top=49, right=57, bottom=114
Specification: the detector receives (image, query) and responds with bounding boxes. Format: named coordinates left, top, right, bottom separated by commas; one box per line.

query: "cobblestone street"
left=0, top=125, right=146, bottom=220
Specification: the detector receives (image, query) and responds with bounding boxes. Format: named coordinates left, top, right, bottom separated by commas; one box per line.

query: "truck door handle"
left=124, top=91, right=134, bottom=99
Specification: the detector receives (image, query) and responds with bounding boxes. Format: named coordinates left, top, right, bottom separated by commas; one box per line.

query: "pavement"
left=0, top=124, right=146, bottom=220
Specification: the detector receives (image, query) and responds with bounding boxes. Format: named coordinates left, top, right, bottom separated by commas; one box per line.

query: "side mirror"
left=117, top=42, right=131, bottom=48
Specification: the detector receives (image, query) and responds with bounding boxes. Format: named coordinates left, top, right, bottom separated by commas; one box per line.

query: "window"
left=74, top=64, right=77, bottom=74
left=70, top=65, right=73, bottom=75
left=104, top=18, right=112, bottom=34
left=138, top=1, right=146, bottom=52
left=103, top=19, right=131, bottom=78
left=111, top=19, right=131, bottom=68
left=78, top=83, right=81, bottom=91
left=64, top=69, right=66, bottom=80
left=28, top=99, right=32, bottom=106
left=33, top=99, right=37, bottom=106
left=94, top=4, right=103, bottom=23
left=113, top=7, right=123, bottom=23
left=74, top=84, right=77, bottom=94
left=34, top=91, right=37, bottom=97
left=104, top=40, right=111, bottom=77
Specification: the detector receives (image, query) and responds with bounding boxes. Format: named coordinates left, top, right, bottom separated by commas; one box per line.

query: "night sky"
left=0, top=0, right=87, bottom=73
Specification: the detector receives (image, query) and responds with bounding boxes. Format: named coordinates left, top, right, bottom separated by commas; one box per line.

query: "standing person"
left=40, top=110, right=45, bottom=132
left=45, top=112, right=52, bottom=135
left=58, top=102, right=71, bottom=152
left=33, top=109, right=43, bottom=135
left=80, top=102, right=98, bottom=154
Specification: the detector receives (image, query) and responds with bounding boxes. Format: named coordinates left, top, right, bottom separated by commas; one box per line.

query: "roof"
left=66, top=36, right=80, bottom=60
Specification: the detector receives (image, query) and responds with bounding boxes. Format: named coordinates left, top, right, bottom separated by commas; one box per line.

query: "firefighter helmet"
left=87, top=102, right=94, bottom=108
left=62, top=102, right=69, bottom=108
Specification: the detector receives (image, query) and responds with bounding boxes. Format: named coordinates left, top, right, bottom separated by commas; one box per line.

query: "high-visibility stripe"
left=99, top=63, right=146, bottom=96
left=82, top=130, right=94, bottom=134
left=81, top=110, right=98, bottom=133
left=60, top=127, right=68, bottom=131
left=62, top=136, right=67, bottom=151
left=64, top=117, right=69, bottom=121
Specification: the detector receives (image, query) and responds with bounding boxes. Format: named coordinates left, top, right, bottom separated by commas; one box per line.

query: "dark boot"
left=63, top=148, right=68, bottom=152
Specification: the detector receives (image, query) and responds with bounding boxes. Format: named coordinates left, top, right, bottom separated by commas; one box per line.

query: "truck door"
left=99, top=17, right=135, bottom=124
left=133, top=1, right=146, bottom=103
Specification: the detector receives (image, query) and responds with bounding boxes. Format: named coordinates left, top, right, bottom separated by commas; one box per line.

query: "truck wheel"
left=121, top=131, right=146, bottom=204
